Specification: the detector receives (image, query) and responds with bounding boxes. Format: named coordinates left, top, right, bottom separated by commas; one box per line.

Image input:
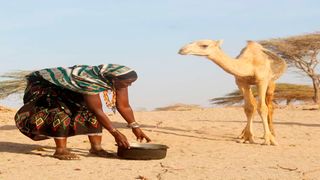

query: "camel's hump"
left=262, top=49, right=287, bottom=80
left=247, top=41, right=264, bottom=49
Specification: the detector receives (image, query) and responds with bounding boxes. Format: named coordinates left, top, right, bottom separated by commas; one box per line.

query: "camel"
left=178, top=40, right=286, bottom=145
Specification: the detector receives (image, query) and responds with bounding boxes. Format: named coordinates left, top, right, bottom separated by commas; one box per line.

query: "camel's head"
left=178, top=40, right=223, bottom=56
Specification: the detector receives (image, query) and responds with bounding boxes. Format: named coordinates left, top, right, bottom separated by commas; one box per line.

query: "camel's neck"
left=207, top=49, right=253, bottom=77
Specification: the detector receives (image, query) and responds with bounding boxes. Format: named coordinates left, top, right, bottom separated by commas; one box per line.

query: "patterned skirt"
left=14, top=74, right=102, bottom=141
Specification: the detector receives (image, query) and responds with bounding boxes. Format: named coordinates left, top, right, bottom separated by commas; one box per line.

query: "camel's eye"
left=199, top=44, right=208, bottom=49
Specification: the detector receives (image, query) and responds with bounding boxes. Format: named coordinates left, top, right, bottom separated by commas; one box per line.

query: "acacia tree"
left=210, top=83, right=314, bottom=106
left=259, top=33, right=320, bottom=104
left=0, top=71, right=29, bottom=99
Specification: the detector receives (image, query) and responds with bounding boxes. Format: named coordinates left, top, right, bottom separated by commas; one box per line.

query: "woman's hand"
left=132, top=128, right=151, bottom=142
left=111, top=130, right=130, bottom=149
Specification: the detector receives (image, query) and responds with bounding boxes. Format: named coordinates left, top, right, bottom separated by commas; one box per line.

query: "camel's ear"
left=217, top=40, right=224, bottom=46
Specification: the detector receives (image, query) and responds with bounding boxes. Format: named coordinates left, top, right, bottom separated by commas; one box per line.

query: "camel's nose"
left=178, top=48, right=186, bottom=55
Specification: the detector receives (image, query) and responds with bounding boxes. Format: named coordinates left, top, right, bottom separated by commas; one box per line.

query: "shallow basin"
left=117, top=143, right=169, bottom=160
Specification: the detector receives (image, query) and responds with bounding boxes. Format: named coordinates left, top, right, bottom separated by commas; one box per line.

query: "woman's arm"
left=115, top=87, right=135, bottom=124
left=83, top=94, right=115, bottom=132
left=83, top=94, right=130, bottom=148
left=116, top=87, right=151, bottom=142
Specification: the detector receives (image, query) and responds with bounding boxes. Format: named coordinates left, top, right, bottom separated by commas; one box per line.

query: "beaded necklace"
left=103, top=87, right=116, bottom=113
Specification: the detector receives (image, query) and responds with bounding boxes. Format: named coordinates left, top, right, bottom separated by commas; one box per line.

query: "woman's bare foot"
left=89, top=148, right=115, bottom=158
left=53, top=148, right=80, bottom=160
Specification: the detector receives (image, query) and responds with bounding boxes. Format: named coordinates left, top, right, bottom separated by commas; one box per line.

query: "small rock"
left=135, top=175, right=148, bottom=180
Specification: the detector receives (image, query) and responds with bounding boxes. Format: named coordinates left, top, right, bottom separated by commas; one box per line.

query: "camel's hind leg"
left=237, top=83, right=256, bottom=144
left=266, top=81, right=276, bottom=136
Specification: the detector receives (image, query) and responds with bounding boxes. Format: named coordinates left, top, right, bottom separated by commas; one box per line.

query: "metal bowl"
left=117, top=143, right=169, bottom=160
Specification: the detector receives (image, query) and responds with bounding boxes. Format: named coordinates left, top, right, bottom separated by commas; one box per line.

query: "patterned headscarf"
left=35, top=64, right=136, bottom=111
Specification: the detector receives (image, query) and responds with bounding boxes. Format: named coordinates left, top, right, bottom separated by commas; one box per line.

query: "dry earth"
left=1, top=105, right=320, bottom=180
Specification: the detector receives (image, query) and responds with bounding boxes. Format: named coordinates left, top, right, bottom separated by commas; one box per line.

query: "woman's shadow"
left=0, top=125, right=118, bottom=158
left=0, top=125, right=55, bottom=157
left=0, top=141, right=52, bottom=155
left=0, top=141, right=118, bottom=159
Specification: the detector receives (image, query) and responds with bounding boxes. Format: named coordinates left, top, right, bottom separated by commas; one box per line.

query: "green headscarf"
left=34, top=64, right=135, bottom=95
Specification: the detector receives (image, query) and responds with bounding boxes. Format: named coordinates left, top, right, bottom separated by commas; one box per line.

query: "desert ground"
left=0, top=105, right=320, bottom=180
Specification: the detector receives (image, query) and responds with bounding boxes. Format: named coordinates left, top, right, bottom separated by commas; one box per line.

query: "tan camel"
left=178, top=40, right=286, bottom=145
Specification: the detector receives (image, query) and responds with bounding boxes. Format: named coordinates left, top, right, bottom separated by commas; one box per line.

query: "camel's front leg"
left=257, top=82, right=277, bottom=145
left=266, top=81, right=276, bottom=136
left=237, top=83, right=256, bottom=144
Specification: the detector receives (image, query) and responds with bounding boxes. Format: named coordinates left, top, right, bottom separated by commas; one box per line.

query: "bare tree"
left=259, top=33, right=320, bottom=104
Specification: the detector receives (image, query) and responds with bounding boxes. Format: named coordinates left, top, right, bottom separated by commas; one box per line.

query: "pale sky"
left=0, top=0, right=319, bottom=110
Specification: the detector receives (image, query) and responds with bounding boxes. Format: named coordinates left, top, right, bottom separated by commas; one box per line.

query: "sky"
left=0, top=0, right=319, bottom=110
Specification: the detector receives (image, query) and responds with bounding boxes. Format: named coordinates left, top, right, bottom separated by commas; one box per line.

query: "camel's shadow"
left=112, top=122, right=237, bottom=142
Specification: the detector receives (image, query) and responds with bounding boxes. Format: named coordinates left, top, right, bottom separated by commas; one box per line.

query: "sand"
left=1, top=105, right=320, bottom=180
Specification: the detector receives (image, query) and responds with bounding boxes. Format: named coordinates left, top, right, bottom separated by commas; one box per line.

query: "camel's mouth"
left=178, top=49, right=188, bottom=55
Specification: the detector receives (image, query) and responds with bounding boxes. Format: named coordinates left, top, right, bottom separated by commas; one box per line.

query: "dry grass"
left=0, top=71, right=30, bottom=99
left=153, top=103, right=202, bottom=111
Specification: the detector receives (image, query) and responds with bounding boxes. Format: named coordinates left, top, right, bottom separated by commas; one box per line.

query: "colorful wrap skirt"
left=14, top=73, right=102, bottom=141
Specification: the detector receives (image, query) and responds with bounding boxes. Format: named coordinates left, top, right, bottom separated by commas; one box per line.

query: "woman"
left=14, top=64, right=151, bottom=160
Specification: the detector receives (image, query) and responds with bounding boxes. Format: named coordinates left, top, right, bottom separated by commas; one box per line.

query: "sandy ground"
left=1, top=105, right=320, bottom=180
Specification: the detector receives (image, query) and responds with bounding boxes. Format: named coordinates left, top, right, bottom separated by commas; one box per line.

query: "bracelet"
left=109, top=128, right=118, bottom=133
left=127, top=122, right=140, bottom=128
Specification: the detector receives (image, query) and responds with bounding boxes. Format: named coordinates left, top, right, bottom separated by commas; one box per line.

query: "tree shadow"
left=218, top=120, right=320, bottom=127
left=275, top=121, right=320, bottom=127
